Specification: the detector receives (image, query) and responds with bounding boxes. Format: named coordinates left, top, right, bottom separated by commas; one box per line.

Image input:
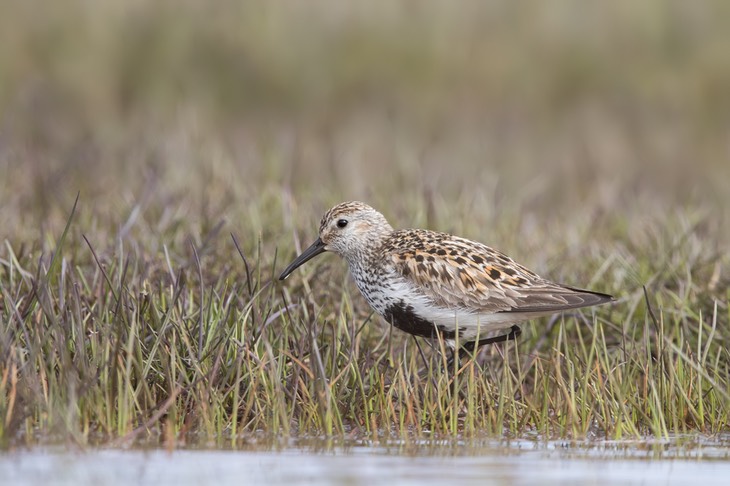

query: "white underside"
left=360, top=274, right=553, bottom=342
left=407, top=298, right=550, bottom=341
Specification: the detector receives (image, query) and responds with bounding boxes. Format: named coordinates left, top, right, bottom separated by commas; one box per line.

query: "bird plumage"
left=279, top=201, right=614, bottom=348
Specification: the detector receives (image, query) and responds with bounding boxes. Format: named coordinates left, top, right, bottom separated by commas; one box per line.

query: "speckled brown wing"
left=387, top=230, right=613, bottom=314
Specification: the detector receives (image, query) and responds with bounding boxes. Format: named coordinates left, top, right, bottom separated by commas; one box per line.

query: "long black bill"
left=279, top=238, right=327, bottom=280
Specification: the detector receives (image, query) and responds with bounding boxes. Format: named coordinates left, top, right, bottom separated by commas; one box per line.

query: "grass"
left=0, top=0, right=729, bottom=448
left=0, top=191, right=727, bottom=447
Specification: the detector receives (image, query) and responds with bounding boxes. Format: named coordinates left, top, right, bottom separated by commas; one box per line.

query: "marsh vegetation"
left=0, top=0, right=728, bottom=448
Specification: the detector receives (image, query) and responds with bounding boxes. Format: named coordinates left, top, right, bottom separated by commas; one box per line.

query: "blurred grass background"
left=0, top=0, right=729, bottom=444
left=1, top=0, right=729, bottom=241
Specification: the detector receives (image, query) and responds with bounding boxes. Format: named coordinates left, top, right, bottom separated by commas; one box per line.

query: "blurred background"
left=0, top=0, right=728, bottom=283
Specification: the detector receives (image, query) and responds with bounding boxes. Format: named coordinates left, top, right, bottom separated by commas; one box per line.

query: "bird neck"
left=344, top=226, right=392, bottom=270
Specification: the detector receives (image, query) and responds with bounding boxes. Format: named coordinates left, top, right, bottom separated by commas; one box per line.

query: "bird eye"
left=336, top=219, right=348, bottom=228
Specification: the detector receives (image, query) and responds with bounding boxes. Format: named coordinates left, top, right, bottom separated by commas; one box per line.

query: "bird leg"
left=458, top=325, right=522, bottom=363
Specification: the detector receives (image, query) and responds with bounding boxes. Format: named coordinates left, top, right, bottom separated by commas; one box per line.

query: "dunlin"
left=280, top=201, right=613, bottom=352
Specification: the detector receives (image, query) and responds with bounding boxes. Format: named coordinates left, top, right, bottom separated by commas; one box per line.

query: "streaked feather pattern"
left=388, top=230, right=612, bottom=315
left=280, top=201, right=615, bottom=348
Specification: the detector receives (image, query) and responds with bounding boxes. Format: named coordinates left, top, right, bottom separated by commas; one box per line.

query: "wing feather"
left=387, top=230, right=613, bottom=315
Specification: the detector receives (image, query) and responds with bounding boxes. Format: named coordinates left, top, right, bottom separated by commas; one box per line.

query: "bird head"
left=279, top=201, right=393, bottom=280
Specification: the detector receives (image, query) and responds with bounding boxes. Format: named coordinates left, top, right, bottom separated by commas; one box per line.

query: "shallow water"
left=3, top=438, right=730, bottom=486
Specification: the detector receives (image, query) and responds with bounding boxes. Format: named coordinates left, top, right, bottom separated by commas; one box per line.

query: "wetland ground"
left=1, top=1, right=729, bottom=483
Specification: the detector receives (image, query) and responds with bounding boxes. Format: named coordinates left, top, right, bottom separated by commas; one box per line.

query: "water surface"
left=3, top=437, right=730, bottom=486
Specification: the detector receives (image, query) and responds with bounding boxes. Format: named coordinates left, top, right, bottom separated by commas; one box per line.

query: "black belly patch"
left=383, top=302, right=455, bottom=339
